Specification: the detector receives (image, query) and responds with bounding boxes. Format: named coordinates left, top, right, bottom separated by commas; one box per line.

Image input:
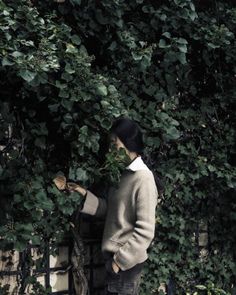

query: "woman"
left=54, top=117, right=158, bottom=295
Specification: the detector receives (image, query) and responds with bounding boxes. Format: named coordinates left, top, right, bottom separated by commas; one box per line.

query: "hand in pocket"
left=105, top=258, right=120, bottom=275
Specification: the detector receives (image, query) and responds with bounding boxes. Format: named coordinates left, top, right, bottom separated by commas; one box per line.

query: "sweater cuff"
left=113, top=250, right=148, bottom=271
left=113, top=253, right=127, bottom=271
left=112, top=255, right=123, bottom=270
left=80, top=190, right=99, bottom=215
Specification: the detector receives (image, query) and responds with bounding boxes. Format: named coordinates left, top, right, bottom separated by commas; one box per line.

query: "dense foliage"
left=0, top=0, right=236, bottom=294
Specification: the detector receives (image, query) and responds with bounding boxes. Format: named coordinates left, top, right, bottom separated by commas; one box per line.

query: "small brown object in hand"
left=53, top=175, right=67, bottom=190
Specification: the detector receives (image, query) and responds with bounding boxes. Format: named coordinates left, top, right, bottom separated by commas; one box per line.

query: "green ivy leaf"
left=96, top=84, right=108, bottom=96
left=177, top=52, right=187, bottom=64
left=195, top=285, right=207, bottom=290
left=159, top=39, right=170, bottom=49
left=2, top=57, right=14, bottom=66
left=19, top=70, right=36, bottom=82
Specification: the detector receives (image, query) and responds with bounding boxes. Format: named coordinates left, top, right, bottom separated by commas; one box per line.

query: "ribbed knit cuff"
left=113, top=250, right=148, bottom=271
left=113, top=253, right=129, bottom=271
left=113, top=255, right=124, bottom=270
left=80, top=190, right=99, bottom=216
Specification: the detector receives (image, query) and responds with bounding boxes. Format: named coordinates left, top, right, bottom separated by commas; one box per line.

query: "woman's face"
left=110, top=135, right=126, bottom=151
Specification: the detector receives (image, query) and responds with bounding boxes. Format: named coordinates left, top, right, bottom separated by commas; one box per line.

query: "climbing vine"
left=0, top=0, right=236, bottom=293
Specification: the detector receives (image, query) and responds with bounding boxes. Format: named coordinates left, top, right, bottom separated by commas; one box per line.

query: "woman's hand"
left=67, top=182, right=87, bottom=197
left=111, top=260, right=120, bottom=274
left=53, top=175, right=87, bottom=197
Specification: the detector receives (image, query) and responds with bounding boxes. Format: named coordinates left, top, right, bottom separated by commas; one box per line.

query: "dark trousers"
left=105, top=256, right=145, bottom=295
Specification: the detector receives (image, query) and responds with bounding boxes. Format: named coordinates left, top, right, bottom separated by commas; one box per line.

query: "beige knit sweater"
left=80, top=156, right=158, bottom=271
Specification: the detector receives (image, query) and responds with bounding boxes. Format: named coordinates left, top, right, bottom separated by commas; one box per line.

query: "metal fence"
left=0, top=214, right=106, bottom=295
left=0, top=216, right=209, bottom=294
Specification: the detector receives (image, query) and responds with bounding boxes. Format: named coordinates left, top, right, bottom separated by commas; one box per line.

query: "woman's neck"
left=128, top=152, right=139, bottom=161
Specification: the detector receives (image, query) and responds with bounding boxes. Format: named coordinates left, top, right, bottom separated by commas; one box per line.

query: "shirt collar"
left=126, top=156, right=149, bottom=171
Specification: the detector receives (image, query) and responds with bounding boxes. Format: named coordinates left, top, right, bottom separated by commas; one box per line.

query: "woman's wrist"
left=82, top=188, right=87, bottom=197
left=75, top=187, right=87, bottom=197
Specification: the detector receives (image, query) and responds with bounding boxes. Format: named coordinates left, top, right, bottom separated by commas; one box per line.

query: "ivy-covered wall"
left=0, top=0, right=236, bottom=294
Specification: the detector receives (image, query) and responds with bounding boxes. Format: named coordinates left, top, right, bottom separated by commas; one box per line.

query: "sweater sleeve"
left=80, top=190, right=107, bottom=218
left=113, top=176, right=158, bottom=270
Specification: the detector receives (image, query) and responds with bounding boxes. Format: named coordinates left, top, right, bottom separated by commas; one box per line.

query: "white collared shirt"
left=126, top=156, right=150, bottom=172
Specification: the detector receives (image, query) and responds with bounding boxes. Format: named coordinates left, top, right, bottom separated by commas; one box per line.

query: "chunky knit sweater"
left=80, top=156, right=158, bottom=271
